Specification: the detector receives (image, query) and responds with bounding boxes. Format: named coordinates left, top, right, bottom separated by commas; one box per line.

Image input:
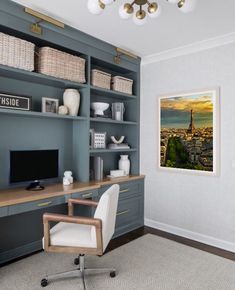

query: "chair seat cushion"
left=45, top=222, right=97, bottom=248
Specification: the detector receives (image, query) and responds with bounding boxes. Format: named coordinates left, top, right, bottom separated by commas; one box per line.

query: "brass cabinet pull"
left=120, top=189, right=129, bottom=194
left=116, top=209, right=130, bottom=216
left=37, top=201, right=52, bottom=207
left=82, top=192, right=93, bottom=199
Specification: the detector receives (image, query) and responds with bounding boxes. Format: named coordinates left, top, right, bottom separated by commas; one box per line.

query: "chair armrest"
left=43, top=213, right=102, bottom=252
left=43, top=213, right=101, bottom=227
left=68, top=198, right=98, bottom=216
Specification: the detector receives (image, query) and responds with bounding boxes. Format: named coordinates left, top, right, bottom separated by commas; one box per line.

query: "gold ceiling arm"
left=24, top=7, right=65, bottom=35
left=178, top=0, right=185, bottom=8
left=98, top=0, right=106, bottom=10
left=114, top=47, right=138, bottom=64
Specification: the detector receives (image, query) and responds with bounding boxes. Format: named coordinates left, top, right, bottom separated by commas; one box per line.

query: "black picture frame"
left=0, top=92, right=32, bottom=111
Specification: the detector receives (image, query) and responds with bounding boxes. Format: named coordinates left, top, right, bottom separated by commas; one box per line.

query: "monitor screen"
left=10, top=150, right=59, bottom=183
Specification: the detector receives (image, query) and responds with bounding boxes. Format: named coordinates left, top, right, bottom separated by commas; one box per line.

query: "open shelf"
left=89, top=148, right=137, bottom=154
left=90, top=117, right=137, bottom=125
left=0, top=64, right=88, bottom=90
left=0, top=108, right=87, bottom=121
left=90, top=86, right=136, bottom=100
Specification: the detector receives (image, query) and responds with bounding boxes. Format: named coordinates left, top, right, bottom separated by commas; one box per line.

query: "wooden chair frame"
left=43, top=198, right=103, bottom=256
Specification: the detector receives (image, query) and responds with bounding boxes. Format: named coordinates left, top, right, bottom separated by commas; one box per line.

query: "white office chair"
left=41, top=184, right=120, bottom=289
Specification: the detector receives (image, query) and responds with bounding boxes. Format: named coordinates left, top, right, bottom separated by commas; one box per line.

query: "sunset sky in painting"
left=161, top=92, right=214, bottom=129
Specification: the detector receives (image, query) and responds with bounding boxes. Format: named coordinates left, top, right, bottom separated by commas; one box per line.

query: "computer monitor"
left=10, top=149, right=59, bottom=190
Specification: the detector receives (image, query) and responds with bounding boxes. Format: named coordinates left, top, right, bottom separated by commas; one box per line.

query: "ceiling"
left=11, top=0, right=235, bottom=57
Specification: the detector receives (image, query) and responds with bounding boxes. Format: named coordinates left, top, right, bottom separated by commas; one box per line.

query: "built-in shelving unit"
left=0, top=7, right=140, bottom=188
left=0, top=0, right=142, bottom=266
left=89, top=56, right=139, bottom=177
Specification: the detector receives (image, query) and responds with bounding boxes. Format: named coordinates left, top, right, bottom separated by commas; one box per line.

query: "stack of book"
left=108, top=143, right=130, bottom=150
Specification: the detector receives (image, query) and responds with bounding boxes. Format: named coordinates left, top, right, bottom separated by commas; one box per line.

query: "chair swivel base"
left=41, top=255, right=116, bottom=290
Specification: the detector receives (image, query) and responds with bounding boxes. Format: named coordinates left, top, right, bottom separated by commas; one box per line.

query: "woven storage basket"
left=37, top=47, right=86, bottom=83
left=0, top=32, right=35, bottom=71
left=112, top=76, right=133, bottom=95
left=91, top=69, right=111, bottom=90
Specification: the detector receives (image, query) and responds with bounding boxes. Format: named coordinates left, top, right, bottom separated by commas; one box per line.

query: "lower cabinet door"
left=114, top=195, right=144, bottom=237
left=0, top=203, right=68, bottom=265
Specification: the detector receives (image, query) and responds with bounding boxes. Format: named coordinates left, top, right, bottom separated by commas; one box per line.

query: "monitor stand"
left=26, top=180, right=45, bottom=191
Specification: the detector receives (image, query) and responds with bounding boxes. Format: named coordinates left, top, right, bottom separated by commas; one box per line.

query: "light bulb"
left=147, top=3, right=162, bottom=18
left=119, top=3, right=133, bottom=19
left=167, top=0, right=179, bottom=3
left=178, top=0, right=196, bottom=13
left=87, top=0, right=104, bottom=15
left=102, top=0, right=113, bottom=5
left=133, top=11, right=147, bottom=26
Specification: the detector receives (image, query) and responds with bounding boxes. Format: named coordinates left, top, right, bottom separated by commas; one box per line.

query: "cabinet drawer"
left=0, top=206, right=8, bottom=217
left=8, top=196, right=66, bottom=216
left=99, top=180, right=143, bottom=200
left=71, top=189, right=98, bottom=200
left=115, top=195, right=143, bottom=231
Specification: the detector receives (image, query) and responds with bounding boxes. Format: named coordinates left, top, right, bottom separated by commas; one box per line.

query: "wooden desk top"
left=0, top=175, right=145, bottom=207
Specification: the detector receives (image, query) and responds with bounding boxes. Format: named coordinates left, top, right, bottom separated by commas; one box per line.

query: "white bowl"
left=91, top=102, right=109, bottom=116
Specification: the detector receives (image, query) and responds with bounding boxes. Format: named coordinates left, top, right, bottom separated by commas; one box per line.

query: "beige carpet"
left=1, top=234, right=235, bottom=290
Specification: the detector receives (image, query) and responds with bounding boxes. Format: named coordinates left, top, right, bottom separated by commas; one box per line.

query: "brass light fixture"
left=87, top=0, right=196, bottom=25
left=24, top=7, right=65, bottom=35
left=114, top=47, right=138, bottom=64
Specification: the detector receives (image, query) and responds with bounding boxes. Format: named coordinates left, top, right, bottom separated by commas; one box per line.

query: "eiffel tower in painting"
left=187, top=109, right=195, bottom=134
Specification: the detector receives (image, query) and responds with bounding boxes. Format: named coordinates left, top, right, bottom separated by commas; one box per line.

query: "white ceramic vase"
left=118, top=155, right=130, bottom=175
left=63, top=89, right=80, bottom=116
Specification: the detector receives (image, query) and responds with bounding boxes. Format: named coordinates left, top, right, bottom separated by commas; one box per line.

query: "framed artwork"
left=159, top=88, right=219, bottom=175
left=42, top=97, right=59, bottom=114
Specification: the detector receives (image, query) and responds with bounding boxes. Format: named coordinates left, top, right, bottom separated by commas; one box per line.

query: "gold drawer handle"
left=120, top=189, right=129, bottom=194
left=37, top=201, right=52, bottom=207
left=116, top=209, right=130, bottom=216
left=82, top=193, right=93, bottom=199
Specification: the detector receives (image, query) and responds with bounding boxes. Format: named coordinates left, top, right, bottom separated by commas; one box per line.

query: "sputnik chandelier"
left=87, top=0, right=196, bottom=25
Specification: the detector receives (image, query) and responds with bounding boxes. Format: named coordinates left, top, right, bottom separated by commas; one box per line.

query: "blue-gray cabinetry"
left=0, top=0, right=144, bottom=265
left=0, top=178, right=144, bottom=265
left=0, top=0, right=141, bottom=188
left=98, top=179, right=144, bottom=237
left=0, top=188, right=98, bottom=265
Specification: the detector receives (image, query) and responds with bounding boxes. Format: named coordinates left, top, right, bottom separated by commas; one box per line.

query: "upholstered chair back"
left=93, top=184, right=119, bottom=252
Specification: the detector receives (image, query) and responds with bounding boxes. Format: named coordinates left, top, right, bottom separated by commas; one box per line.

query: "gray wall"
left=141, top=43, right=235, bottom=251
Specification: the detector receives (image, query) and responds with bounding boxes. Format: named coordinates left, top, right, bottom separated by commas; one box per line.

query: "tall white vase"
left=118, top=155, right=130, bottom=175
left=63, top=89, right=80, bottom=116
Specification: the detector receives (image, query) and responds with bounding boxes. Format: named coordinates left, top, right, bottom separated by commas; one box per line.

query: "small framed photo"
left=42, top=97, right=59, bottom=114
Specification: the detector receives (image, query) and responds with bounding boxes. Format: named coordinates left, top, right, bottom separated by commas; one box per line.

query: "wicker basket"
left=36, top=47, right=86, bottom=83
left=112, top=76, right=133, bottom=95
left=0, top=32, right=35, bottom=71
left=91, top=69, right=111, bottom=90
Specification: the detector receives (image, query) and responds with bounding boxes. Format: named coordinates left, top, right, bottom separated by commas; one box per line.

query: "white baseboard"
left=145, top=218, right=235, bottom=253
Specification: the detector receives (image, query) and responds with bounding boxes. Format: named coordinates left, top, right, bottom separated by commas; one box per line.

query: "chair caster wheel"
left=41, top=279, right=48, bottom=287
left=110, top=271, right=116, bottom=278
left=74, top=257, right=80, bottom=265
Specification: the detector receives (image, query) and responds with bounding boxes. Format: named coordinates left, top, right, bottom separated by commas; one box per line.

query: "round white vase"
left=63, top=89, right=80, bottom=116
left=118, top=155, right=130, bottom=175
